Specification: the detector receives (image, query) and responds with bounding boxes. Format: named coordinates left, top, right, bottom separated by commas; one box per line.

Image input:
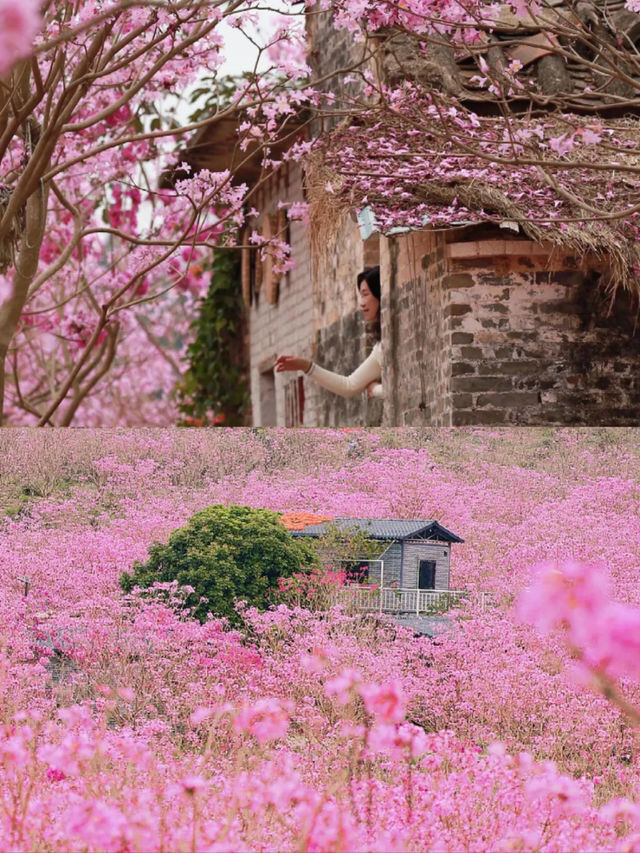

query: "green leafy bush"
left=119, top=505, right=318, bottom=623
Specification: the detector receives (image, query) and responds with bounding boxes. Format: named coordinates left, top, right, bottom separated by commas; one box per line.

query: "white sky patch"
left=217, top=18, right=271, bottom=77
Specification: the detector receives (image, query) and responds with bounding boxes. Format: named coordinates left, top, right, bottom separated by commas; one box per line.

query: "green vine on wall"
left=177, top=250, right=249, bottom=426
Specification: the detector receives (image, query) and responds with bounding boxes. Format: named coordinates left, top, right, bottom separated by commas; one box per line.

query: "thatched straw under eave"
left=305, top=113, right=640, bottom=296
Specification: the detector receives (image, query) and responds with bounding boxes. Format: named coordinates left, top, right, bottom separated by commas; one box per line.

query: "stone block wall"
left=381, top=226, right=640, bottom=426
left=381, top=229, right=452, bottom=425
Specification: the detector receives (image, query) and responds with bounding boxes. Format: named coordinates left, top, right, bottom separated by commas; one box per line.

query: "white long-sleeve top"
left=305, top=341, right=383, bottom=399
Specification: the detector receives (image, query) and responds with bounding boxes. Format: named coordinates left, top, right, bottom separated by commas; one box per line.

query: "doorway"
left=259, top=368, right=277, bottom=426
left=418, top=560, right=436, bottom=589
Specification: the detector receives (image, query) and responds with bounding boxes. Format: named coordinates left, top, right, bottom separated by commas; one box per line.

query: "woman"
left=274, top=266, right=383, bottom=399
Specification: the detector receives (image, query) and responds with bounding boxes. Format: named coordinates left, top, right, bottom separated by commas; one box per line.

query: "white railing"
left=330, top=586, right=490, bottom=615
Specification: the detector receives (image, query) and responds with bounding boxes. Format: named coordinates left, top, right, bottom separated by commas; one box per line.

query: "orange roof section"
left=280, top=512, right=334, bottom=531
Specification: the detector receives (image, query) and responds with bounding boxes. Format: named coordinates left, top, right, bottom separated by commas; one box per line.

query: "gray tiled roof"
left=290, top=518, right=463, bottom=543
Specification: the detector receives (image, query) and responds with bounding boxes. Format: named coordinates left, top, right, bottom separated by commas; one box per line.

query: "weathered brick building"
left=173, top=4, right=640, bottom=426
left=380, top=227, right=640, bottom=426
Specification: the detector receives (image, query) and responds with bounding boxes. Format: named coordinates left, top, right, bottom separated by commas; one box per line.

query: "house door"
left=259, top=368, right=277, bottom=426
left=418, top=560, right=436, bottom=589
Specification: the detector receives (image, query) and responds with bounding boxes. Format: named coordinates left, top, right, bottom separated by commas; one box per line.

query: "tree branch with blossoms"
left=304, top=0, right=640, bottom=289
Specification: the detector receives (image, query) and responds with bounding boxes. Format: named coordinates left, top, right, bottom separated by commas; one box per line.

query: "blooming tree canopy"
left=306, top=0, right=640, bottom=289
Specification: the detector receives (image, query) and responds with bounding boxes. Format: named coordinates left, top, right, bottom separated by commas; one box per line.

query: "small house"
left=291, top=518, right=464, bottom=609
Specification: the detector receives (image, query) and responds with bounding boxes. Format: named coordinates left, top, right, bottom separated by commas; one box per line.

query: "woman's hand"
left=366, top=381, right=382, bottom=399
left=274, top=355, right=312, bottom=373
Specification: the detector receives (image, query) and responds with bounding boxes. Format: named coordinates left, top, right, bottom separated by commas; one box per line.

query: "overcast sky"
left=217, top=5, right=292, bottom=77
left=217, top=20, right=268, bottom=77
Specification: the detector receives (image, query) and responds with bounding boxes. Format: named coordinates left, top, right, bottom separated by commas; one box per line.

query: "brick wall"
left=247, top=164, right=382, bottom=426
left=309, top=221, right=382, bottom=426
left=306, top=11, right=369, bottom=132
left=248, top=163, right=315, bottom=426
left=381, top=226, right=640, bottom=425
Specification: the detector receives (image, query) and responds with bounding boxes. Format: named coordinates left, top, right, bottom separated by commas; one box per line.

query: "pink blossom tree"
left=0, top=0, right=315, bottom=425
left=7, top=0, right=640, bottom=426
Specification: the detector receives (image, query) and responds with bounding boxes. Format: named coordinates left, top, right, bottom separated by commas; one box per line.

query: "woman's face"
left=359, top=281, right=380, bottom=323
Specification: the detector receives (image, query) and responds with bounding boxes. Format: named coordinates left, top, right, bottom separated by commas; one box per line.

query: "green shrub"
left=119, top=505, right=318, bottom=623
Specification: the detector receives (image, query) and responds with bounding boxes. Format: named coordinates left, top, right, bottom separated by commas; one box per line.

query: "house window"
left=284, top=376, right=305, bottom=427
left=418, top=560, right=436, bottom=590
left=341, top=560, right=370, bottom=585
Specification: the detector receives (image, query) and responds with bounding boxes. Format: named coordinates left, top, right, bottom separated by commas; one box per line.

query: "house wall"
left=248, top=175, right=640, bottom=427
left=381, top=228, right=640, bottom=426
left=377, top=541, right=402, bottom=587
left=311, top=224, right=383, bottom=426
left=299, top=10, right=640, bottom=427
left=306, top=11, right=370, bottom=133
left=248, top=163, right=318, bottom=426
left=247, top=168, right=382, bottom=426
left=244, top=13, right=640, bottom=427
left=401, top=542, right=451, bottom=590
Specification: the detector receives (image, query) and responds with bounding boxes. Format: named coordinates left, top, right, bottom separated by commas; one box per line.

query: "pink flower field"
left=2, top=427, right=640, bottom=852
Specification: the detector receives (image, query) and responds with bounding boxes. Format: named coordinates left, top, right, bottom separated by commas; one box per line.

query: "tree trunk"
left=0, top=342, right=7, bottom=426
left=0, top=184, right=48, bottom=424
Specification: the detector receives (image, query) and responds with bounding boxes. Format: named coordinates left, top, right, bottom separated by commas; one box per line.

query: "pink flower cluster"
left=519, top=560, right=640, bottom=682
left=233, top=697, right=293, bottom=743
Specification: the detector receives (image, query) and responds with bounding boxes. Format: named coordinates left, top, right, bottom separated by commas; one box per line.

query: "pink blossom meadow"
left=2, top=427, right=640, bottom=851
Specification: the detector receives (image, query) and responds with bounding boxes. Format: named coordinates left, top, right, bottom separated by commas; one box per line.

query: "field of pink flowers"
left=2, top=427, right=640, bottom=852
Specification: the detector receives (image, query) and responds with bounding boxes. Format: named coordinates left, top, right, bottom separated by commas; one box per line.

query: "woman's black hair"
left=357, top=266, right=381, bottom=302
left=357, top=265, right=381, bottom=341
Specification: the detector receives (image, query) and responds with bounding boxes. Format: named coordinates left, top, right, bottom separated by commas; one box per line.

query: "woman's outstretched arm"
left=275, top=343, right=383, bottom=399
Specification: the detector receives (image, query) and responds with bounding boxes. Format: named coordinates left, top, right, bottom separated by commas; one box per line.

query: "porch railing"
left=330, top=586, right=490, bottom=615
